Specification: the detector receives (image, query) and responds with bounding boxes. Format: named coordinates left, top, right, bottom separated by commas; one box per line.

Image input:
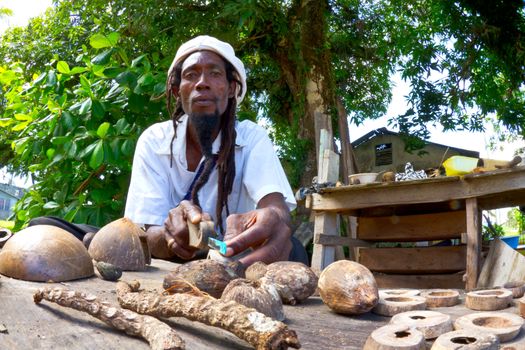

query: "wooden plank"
left=0, top=258, right=394, bottom=350
left=311, top=212, right=338, bottom=274
left=356, top=210, right=466, bottom=241
left=311, top=139, right=342, bottom=273
left=477, top=238, right=525, bottom=288
left=313, top=233, right=372, bottom=247
left=465, top=198, right=481, bottom=291
left=374, top=273, right=465, bottom=289
left=357, top=246, right=466, bottom=274
left=311, top=166, right=525, bottom=212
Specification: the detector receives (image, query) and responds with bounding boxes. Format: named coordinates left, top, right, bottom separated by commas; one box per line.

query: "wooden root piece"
left=33, top=287, right=184, bottom=350
left=372, top=296, right=426, bottom=317
left=454, top=312, right=524, bottom=342
left=465, top=289, right=513, bottom=311
left=117, top=280, right=301, bottom=350
left=390, top=310, right=453, bottom=339
left=430, top=330, right=499, bottom=350
left=363, top=324, right=426, bottom=349
left=420, top=289, right=459, bottom=308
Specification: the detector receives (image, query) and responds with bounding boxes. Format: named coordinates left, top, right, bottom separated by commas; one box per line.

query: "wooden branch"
left=116, top=280, right=301, bottom=350
left=73, top=164, right=107, bottom=196
left=33, top=287, right=184, bottom=350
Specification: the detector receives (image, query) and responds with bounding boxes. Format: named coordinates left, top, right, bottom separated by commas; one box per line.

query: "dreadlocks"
left=165, top=57, right=242, bottom=233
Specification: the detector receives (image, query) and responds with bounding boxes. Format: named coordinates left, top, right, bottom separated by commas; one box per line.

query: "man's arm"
left=223, top=192, right=293, bottom=265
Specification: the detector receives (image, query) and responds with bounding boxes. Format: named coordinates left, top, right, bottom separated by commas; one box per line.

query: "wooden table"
left=310, top=166, right=525, bottom=290
left=0, top=259, right=387, bottom=349
left=1, top=259, right=524, bottom=349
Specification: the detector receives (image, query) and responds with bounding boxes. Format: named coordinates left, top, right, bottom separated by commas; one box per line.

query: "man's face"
left=176, top=51, right=235, bottom=118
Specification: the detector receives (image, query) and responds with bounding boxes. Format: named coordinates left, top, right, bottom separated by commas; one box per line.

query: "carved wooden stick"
left=34, top=287, right=184, bottom=350
left=116, top=280, right=301, bottom=350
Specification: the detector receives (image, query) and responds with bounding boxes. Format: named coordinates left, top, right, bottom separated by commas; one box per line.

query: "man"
left=124, top=35, right=307, bottom=266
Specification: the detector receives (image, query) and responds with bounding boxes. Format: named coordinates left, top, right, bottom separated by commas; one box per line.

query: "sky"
left=1, top=0, right=524, bottom=188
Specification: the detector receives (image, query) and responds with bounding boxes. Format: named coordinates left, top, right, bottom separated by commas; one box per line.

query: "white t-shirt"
left=124, top=115, right=296, bottom=229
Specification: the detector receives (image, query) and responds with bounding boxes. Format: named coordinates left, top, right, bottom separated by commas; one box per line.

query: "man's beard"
left=189, top=110, right=220, bottom=158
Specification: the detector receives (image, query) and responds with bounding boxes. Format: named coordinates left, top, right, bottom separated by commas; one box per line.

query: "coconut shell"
left=257, top=261, right=318, bottom=305
left=0, top=225, right=94, bottom=282
left=88, top=218, right=147, bottom=271
left=163, top=259, right=240, bottom=298
left=318, top=260, right=379, bottom=315
left=221, top=278, right=285, bottom=321
left=245, top=261, right=268, bottom=281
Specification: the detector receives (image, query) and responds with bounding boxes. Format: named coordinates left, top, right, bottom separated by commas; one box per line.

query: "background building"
left=0, top=183, right=24, bottom=220
left=352, top=127, right=480, bottom=173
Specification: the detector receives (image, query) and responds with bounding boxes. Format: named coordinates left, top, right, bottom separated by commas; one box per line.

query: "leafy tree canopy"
left=0, top=0, right=523, bottom=228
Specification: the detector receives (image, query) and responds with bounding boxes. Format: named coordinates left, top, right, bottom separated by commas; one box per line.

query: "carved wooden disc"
left=372, top=295, right=426, bottom=317
left=379, top=289, right=421, bottom=298
left=421, top=289, right=460, bottom=308
left=454, top=312, right=524, bottom=342
left=390, top=310, right=452, bottom=339
left=465, top=289, right=513, bottom=311
left=363, top=324, right=426, bottom=349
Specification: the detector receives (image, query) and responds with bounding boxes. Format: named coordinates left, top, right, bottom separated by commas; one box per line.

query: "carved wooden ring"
left=420, top=289, right=460, bottom=308
left=372, top=295, right=426, bottom=317
left=431, top=329, right=499, bottom=349
left=454, top=312, right=524, bottom=342
left=465, top=289, right=513, bottom=311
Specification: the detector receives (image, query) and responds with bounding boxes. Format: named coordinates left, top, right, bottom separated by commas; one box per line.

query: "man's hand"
left=165, top=200, right=214, bottom=259
left=223, top=192, right=292, bottom=266
left=146, top=200, right=210, bottom=260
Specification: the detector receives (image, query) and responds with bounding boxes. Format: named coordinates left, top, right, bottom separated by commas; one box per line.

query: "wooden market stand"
left=310, top=166, right=525, bottom=290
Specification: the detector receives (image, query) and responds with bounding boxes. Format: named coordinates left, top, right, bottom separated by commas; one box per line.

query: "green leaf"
left=79, top=98, right=92, bottom=115
left=43, top=201, right=60, bottom=209
left=89, top=32, right=120, bottom=49
left=46, top=70, right=57, bottom=87
left=89, top=33, right=112, bottom=49
left=91, top=49, right=114, bottom=65
left=91, top=99, right=105, bottom=118
left=57, top=61, right=70, bottom=74
left=121, top=139, right=135, bottom=156
left=107, top=32, right=120, bottom=46
left=96, top=122, right=110, bottom=138
left=115, top=71, right=137, bottom=88
left=114, top=118, right=129, bottom=134
left=0, top=118, right=13, bottom=127
left=46, top=148, right=55, bottom=159
left=14, top=113, right=31, bottom=121
left=89, top=140, right=105, bottom=169
left=70, top=67, right=88, bottom=75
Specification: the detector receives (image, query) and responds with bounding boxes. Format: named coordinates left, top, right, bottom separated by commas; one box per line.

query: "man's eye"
left=210, top=70, right=222, bottom=77
left=184, top=72, right=197, bottom=79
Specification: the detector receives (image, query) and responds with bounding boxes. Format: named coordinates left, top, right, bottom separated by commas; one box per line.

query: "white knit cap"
left=168, top=35, right=247, bottom=104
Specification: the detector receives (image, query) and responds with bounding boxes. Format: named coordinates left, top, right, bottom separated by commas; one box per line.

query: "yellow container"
left=442, top=156, right=479, bottom=176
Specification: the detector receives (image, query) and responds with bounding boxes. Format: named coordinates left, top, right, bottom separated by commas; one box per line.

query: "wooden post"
left=465, top=198, right=481, bottom=290
left=311, top=129, right=340, bottom=274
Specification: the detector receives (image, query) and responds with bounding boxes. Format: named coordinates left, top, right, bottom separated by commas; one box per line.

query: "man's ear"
left=171, top=85, right=179, bottom=97
left=228, top=81, right=236, bottom=99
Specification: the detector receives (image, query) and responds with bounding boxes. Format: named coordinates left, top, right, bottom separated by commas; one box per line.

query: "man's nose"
left=195, top=73, right=210, bottom=89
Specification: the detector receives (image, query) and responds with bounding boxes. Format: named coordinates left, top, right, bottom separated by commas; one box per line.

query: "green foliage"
left=482, top=222, right=505, bottom=241
left=1, top=30, right=166, bottom=228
